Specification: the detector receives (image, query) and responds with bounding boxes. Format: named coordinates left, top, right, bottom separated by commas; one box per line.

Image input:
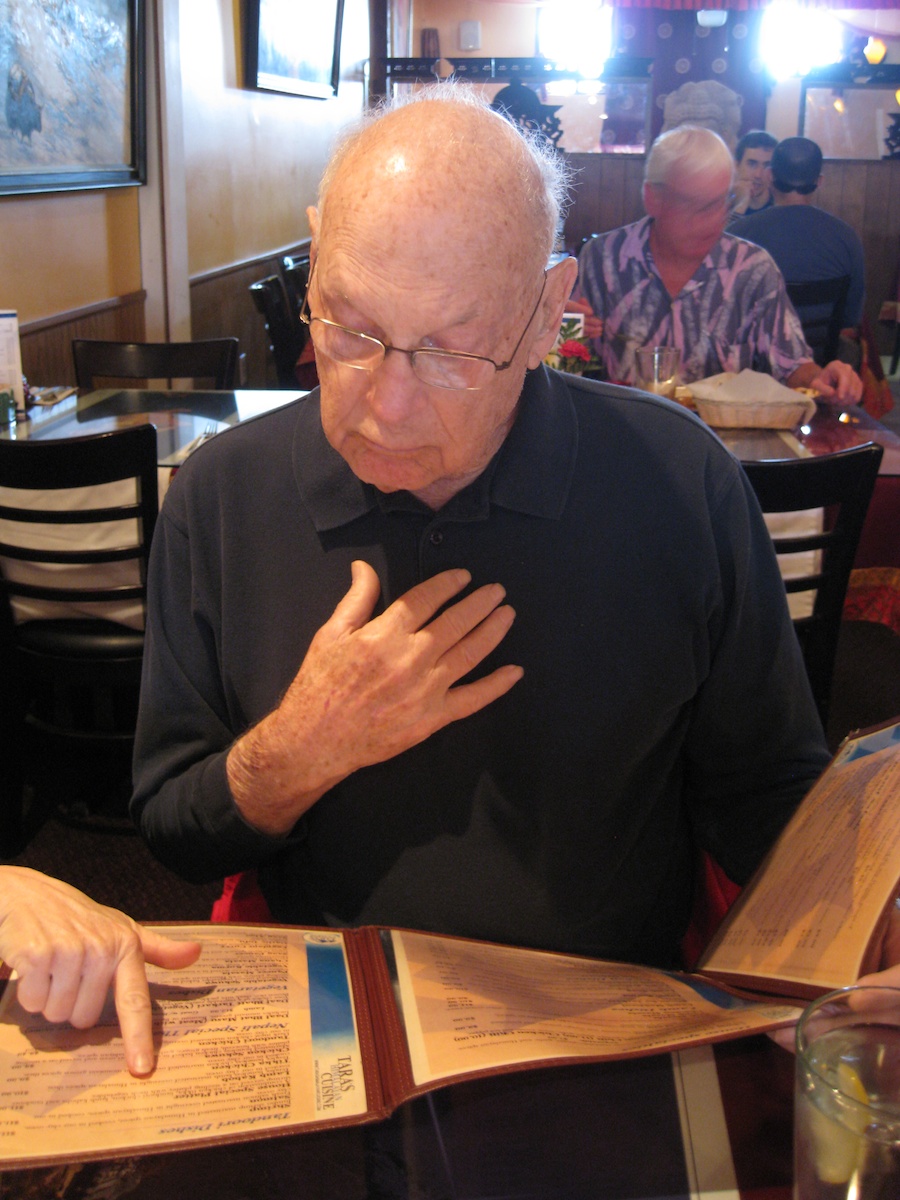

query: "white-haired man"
left=575, top=125, right=862, bottom=403
left=133, top=89, right=843, bottom=972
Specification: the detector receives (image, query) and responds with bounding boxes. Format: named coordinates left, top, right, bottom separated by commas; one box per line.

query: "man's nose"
left=366, top=349, right=425, bottom=420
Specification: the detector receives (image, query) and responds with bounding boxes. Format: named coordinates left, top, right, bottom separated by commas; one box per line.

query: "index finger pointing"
left=113, top=944, right=156, bottom=1077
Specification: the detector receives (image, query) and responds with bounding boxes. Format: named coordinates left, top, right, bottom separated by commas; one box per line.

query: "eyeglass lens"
left=308, top=321, right=496, bottom=390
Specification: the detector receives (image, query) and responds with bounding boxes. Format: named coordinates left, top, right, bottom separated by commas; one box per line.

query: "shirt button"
left=428, top=530, right=444, bottom=547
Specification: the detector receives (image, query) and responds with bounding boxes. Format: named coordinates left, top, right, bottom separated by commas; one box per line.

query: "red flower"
left=557, top=340, right=591, bottom=362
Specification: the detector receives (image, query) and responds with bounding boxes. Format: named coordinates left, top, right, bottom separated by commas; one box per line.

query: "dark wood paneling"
left=563, top=154, right=644, bottom=253
left=19, top=293, right=146, bottom=388
left=189, top=240, right=311, bottom=389
left=564, top=156, right=900, bottom=352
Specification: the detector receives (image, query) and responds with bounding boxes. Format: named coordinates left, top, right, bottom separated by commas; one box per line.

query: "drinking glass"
left=635, top=346, right=680, bottom=398
left=795, top=986, right=900, bottom=1199
left=0, top=389, right=15, bottom=427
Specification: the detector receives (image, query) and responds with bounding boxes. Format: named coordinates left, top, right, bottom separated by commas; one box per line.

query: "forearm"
left=226, top=712, right=337, bottom=837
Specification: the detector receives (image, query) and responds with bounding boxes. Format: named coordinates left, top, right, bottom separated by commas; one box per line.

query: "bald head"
left=314, top=86, right=568, bottom=285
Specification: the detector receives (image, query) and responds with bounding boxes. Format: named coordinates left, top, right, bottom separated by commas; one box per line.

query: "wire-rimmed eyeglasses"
left=300, top=267, right=547, bottom=392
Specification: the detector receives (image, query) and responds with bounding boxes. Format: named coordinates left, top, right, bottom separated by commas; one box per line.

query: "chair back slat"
left=72, top=338, right=239, bottom=390
left=0, top=423, right=160, bottom=844
left=741, top=442, right=883, bottom=726
left=0, top=425, right=158, bottom=610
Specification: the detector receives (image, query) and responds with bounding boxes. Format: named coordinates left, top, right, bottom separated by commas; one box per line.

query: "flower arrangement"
left=544, top=316, right=601, bottom=377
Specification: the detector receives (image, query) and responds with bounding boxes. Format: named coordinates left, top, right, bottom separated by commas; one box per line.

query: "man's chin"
left=345, top=446, right=439, bottom=496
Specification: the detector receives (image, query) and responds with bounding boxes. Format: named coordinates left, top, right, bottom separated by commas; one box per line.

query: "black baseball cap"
left=771, top=137, right=823, bottom=192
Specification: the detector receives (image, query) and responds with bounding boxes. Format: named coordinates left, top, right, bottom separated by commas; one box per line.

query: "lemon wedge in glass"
left=808, top=1061, right=871, bottom=1185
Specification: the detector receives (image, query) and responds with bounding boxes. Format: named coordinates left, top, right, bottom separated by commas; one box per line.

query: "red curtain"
left=613, top=8, right=768, bottom=140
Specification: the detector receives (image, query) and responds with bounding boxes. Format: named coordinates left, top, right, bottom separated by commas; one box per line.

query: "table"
left=1, top=388, right=306, bottom=467
left=0, top=1037, right=793, bottom=1199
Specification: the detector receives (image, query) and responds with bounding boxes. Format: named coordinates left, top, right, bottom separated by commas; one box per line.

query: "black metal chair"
left=249, top=275, right=307, bottom=388
left=280, top=254, right=311, bottom=322
left=742, top=442, right=883, bottom=728
left=72, top=337, right=239, bottom=391
left=785, top=276, right=851, bottom=368
left=0, top=426, right=159, bottom=845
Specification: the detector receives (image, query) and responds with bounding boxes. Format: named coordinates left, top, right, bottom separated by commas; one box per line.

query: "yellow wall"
left=181, top=0, right=369, bottom=275
left=0, top=185, right=142, bottom=326
left=0, top=0, right=368, bottom=325
left=413, top=0, right=535, bottom=58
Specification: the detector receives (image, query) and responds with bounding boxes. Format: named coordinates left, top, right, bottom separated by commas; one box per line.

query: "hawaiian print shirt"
left=575, top=216, right=813, bottom=386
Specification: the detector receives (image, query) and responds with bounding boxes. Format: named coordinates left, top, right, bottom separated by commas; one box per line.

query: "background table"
left=2, top=389, right=306, bottom=467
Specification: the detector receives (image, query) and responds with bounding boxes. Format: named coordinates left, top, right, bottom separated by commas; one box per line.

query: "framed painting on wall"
left=0, top=0, right=145, bottom=196
left=245, top=0, right=345, bottom=100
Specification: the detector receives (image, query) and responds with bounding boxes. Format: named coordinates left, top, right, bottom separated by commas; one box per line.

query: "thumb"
left=323, top=560, right=382, bottom=637
left=139, top=926, right=203, bottom=971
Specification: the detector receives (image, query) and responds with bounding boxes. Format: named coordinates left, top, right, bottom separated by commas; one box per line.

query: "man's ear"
left=525, top=256, right=579, bottom=370
left=307, top=207, right=319, bottom=266
left=642, top=180, right=661, bottom=218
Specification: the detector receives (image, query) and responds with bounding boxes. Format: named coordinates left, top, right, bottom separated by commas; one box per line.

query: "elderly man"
left=132, top=88, right=832, bottom=971
left=575, top=124, right=862, bottom=402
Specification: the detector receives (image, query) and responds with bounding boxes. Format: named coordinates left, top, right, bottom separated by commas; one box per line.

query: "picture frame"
left=0, top=0, right=145, bottom=196
left=244, top=0, right=345, bottom=100
left=799, top=65, right=900, bottom=162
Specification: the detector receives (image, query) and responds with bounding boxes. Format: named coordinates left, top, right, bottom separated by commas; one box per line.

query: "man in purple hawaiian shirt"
left=575, top=125, right=862, bottom=404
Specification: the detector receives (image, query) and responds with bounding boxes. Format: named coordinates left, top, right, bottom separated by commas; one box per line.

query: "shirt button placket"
left=420, top=526, right=445, bottom=576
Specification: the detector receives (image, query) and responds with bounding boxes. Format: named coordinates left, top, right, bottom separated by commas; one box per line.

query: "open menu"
left=0, top=719, right=898, bottom=1168
left=699, top=718, right=900, bottom=997
left=0, top=923, right=797, bottom=1170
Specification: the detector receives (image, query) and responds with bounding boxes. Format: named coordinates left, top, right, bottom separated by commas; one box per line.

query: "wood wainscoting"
left=190, top=240, right=312, bottom=390
left=563, top=155, right=900, bottom=352
left=18, top=241, right=311, bottom=394
left=19, top=292, right=146, bottom=389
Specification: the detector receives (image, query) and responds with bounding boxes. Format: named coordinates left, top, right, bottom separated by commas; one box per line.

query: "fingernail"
left=134, top=1052, right=153, bottom=1075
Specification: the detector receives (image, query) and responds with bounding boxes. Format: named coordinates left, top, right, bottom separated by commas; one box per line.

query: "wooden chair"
left=72, top=337, right=239, bottom=391
left=249, top=275, right=306, bottom=388
left=742, top=442, right=883, bottom=728
left=785, top=276, right=851, bottom=368
left=0, top=426, right=159, bottom=843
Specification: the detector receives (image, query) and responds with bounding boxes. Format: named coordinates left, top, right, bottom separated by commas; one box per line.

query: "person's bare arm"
left=787, top=360, right=863, bottom=405
left=227, top=561, right=523, bottom=837
left=0, top=867, right=201, bottom=1076
left=564, top=298, right=604, bottom=339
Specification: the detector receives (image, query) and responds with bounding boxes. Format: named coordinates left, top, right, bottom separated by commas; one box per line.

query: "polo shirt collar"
left=293, top=365, right=578, bottom=532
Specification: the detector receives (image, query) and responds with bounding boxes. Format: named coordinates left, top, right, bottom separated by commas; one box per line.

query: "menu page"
left=390, top=929, right=798, bottom=1087
left=0, top=925, right=368, bottom=1167
left=701, top=744, right=900, bottom=990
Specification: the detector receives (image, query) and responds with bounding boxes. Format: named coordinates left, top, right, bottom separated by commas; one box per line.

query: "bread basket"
left=690, top=372, right=817, bottom=429
left=693, top=394, right=816, bottom=429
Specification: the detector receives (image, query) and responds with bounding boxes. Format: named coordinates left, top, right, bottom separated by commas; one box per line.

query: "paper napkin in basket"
left=690, top=370, right=817, bottom=429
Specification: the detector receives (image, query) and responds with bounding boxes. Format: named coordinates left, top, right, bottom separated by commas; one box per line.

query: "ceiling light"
left=864, top=37, right=887, bottom=65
